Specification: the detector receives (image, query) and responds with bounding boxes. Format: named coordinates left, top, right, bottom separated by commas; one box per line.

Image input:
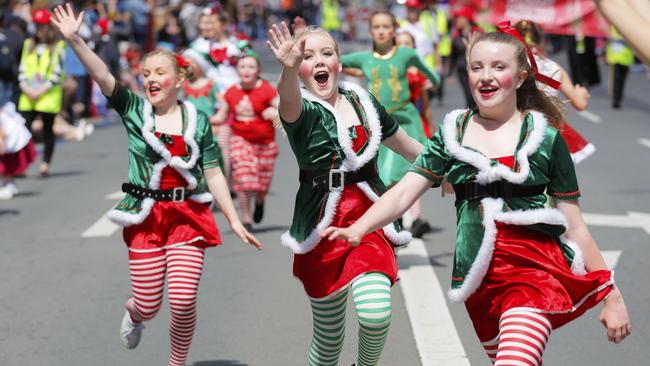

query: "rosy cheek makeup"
left=500, top=74, right=514, bottom=90
left=299, top=63, right=312, bottom=80
left=161, top=78, right=173, bottom=90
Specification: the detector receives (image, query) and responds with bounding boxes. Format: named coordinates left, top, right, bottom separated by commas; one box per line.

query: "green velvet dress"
left=341, top=46, right=440, bottom=185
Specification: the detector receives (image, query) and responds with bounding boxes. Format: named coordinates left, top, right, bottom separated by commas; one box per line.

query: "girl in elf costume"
left=0, top=102, right=36, bottom=200
left=395, top=31, right=436, bottom=139
left=323, top=28, right=631, bottom=366
left=51, top=5, right=261, bottom=366
left=180, top=48, right=225, bottom=138
left=216, top=51, right=279, bottom=231
left=514, top=20, right=595, bottom=163
left=341, top=10, right=440, bottom=238
left=267, top=23, right=422, bottom=366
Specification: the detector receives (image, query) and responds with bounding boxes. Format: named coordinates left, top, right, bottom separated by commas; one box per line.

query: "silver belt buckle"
left=329, top=169, right=344, bottom=192
left=172, top=187, right=185, bottom=202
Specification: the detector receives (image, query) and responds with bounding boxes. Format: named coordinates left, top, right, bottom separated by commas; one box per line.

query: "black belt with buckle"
left=452, top=181, right=546, bottom=201
left=299, top=164, right=376, bottom=191
left=122, top=183, right=195, bottom=202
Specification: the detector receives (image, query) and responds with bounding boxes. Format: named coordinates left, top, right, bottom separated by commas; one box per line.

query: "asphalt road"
left=1, top=41, right=648, bottom=366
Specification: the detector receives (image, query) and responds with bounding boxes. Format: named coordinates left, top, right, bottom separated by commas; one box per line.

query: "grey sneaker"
left=120, top=310, right=144, bottom=349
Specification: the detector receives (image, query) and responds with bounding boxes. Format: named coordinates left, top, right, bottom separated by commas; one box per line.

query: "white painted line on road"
left=105, top=191, right=125, bottom=200
left=398, top=239, right=470, bottom=366
left=583, top=211, right=650, bottom=235
left=81, top=209, right=119, bottom=238
left=601, top=250, right=622, bottom=270
left=577, top=110, right=602, bottom=124
left=638, top=138, right=650, bottom=150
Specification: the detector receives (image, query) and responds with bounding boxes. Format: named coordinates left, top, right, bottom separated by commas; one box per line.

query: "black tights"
left=23, top=111, right=56, bottom=164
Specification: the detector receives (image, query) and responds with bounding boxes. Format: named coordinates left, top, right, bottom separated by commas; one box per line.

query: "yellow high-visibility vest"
left=606, top=27, right=634, bottom=66
left=18, top=39, right=66, bottom=114
left=321, top=0, right=341, bottom=31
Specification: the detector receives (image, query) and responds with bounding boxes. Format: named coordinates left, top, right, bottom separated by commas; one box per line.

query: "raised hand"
left=266, top=22, right=306, bottom=69
left=50, top=3, right=85, bottom=41
left=320, top=226, right=364, bottom=246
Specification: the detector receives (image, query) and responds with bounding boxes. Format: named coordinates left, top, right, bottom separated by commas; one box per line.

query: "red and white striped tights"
left=482, top=311, right=551, bottom=366
left=126, top=246, right=205, bottom=366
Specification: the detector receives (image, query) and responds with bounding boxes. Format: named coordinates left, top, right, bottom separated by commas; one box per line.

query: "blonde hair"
left=295, top=26, right=340, bottom=56
left=142, top=48, right=194, bottom=80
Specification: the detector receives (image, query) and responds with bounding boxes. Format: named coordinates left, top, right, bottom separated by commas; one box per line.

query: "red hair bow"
left=175, top=54, right=190, bottom=68
left=496, top=21, right=560, bottom=90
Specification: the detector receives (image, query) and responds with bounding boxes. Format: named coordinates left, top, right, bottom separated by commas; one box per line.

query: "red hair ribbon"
left=175, top=54, right=190, bottom=68
left=496, top=21, right=560, bottom=90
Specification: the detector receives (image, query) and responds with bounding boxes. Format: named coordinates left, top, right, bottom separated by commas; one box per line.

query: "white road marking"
left=81, top=210, right=119, bottom=238
left=81, top=192, right=123, bottom=238
left=582, top=211, right=650, bottom=235
left=601, top=250, right=622, bottom=270
left=398, top=239, right=470, bottom=366
left=638, top=138, right=650, bottom=149
left=577, top=110, right=602, bottom=123
left=105, top=191, right=125, bottom=200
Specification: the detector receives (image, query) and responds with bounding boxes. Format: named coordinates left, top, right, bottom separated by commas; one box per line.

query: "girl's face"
left=141, top=55, right=183, bottom=107
left=198, top=15, right=217, bottom=39
left=236, top=56, right=260, bottom=84
left=370, top=14, right=395, bottom=47
left=395, top=33, right=415, bottom=49
left=468, top=41, right=526, bottom=111
left=299, top=33, right=341, bottom=101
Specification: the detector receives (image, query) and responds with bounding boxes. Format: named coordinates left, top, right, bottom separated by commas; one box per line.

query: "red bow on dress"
left=496, top=21, right=560, bottom=90
left=175, top=54, right=190, bottom=68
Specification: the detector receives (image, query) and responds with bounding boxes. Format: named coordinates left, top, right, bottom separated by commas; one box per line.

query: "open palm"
left=50, top=3, right=85, bottom=40
left=266, top=22, right=306, bottom=68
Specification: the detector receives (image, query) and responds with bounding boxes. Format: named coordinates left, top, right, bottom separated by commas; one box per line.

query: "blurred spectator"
left=450, top=6, right=482, bottom=109
left=567, top=34, right=601, bottom=88
left=606, top=27, right=634, bottom=109
left=320, top=0, right=342, bottom=41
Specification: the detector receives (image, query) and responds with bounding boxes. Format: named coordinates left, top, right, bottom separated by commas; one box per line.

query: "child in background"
left=180, top=49, right=226, bottom=138
left=217, top=51, right=279, bottom=230
left=0, top=102, right=36, bottom=199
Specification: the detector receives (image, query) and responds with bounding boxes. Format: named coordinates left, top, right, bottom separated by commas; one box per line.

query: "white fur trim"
left=107, top=100, right=202, bottom=226
left=300, top=82, right=382, bottom=172
left=281, top=182, right=412, bottom=254
left=571, top=142, right=595, bottom=164
left=182, top=48, right=213, bottom=75
left=564, top=239, right=587, bottom=275
left=447, top=197, right=572, bottom=303
left=280, top=191, right=343, bottom=254
left=190, top=192, right=214, bottom=203
left=0, top=102, right=31, bottom=153
left=441, top=109, right=549, bottom=185
left=107, top=198, right=155, bottom=227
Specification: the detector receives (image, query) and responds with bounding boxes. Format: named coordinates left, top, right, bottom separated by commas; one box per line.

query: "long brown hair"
left=469, top=32, right=564, bottom=128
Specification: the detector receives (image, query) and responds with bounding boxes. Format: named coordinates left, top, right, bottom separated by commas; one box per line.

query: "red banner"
left=450, top=0, right=612, bottom=37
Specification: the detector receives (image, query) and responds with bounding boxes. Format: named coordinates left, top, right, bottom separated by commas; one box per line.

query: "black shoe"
left=612, top=102, right=621, bottom=110
left=243, top=223, right=253, bottom=232
left=411, top=218, right=431, bottom=238
left=253, top=200, right=265, bottom=223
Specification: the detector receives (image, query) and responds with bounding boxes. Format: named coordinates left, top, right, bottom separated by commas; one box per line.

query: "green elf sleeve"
left=406, top=48, right=441, bottom=87
left=198, top=112, right=223, bottom=170
left=547, top=133, right=581, bottom=200
left=105, top=79, right=144, bottom=133
left=369, top=93, right=399, bottom=140
left=341, top=51, right=366, bottom=69
left=409, top=129, right=447, bottom=187
left=281, top=98, right=319, bottom=157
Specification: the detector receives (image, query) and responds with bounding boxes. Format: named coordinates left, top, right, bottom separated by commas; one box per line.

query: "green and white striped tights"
left=308, top=272, right=392, bottom=366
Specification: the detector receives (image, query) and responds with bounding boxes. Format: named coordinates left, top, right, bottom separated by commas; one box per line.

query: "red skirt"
left=560, top=122, right=595, bottom=163
left=465, top=224, right=613, bottom=341
left=0, top=141, right=36, bottom=176
left=293, top=184, right=398, bottom=298
left=230, top=134, right=278, bottom=192
left=123, top=200, right=221, bottom=253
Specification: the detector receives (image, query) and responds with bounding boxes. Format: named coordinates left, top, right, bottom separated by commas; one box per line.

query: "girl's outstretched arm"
left=51, top=3, right=116, bottom=96
left=266, top=22, right=305, bottom=124
left=556, top=199, right=631, bottom=343
left=321, top=172, right=432, bottom=245
left=204, top=166, right=262, bottom=250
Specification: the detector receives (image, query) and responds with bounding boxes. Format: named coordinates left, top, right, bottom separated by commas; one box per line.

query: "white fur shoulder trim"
left=441, top=109, right=549, bottom=184
left=107, top=198, right=156, bottom=227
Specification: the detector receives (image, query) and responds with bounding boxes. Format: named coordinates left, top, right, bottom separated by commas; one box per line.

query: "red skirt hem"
left=0, top=141, right=36, bottom=176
